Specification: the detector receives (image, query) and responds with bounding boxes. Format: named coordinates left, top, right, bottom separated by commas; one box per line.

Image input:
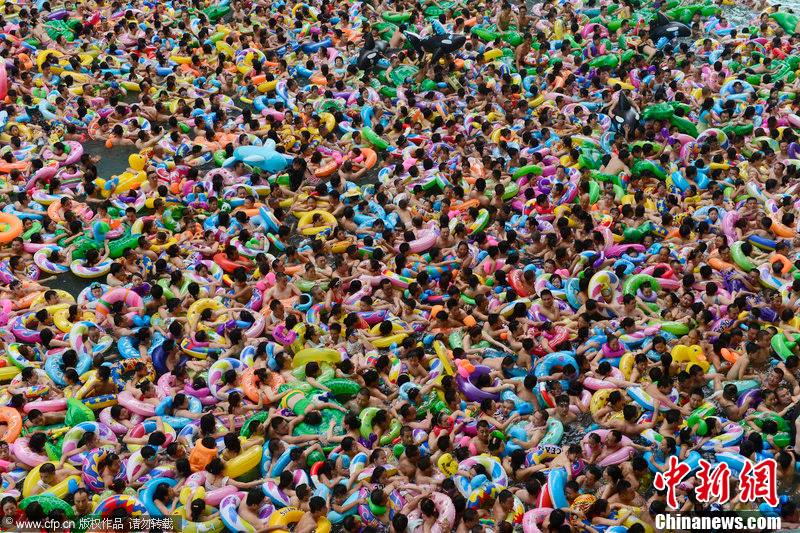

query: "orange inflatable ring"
left=284, top=263, right=305, bottom=275
left=261, top=295, right=299, bottom=319
left=241, top=367, right=285, bottom=403
left=100, top=217, right=122, bottom=230
left=213, top=252, right=252, bottom=274
left=18, top=53, right=33, bottom=71
left=193, top=138, right=221, bottom=152
left=47, top=200, right=91, bottom=223
left=362, top=148, right=378, bottom=169
left=215, top=132, right=237, bottom=145
left=340, top=27, right=362, bottom=44
left=770, top=254, right=792, bottom=274
left=771, top=218, right=795, bottom=238
left=233, top=204, right=264, bottom=218
left=351, top=148, right=377, bottom=170
left=452, top=199, right=480, bottom=213
left=0, top=212, right=23, bottom=245
left=0, top=406, right=22, bottom=443
left=720, top=348, right=738, bottom=364
left=708, top=257, right=735, bottom=271
left=179, top=64, right=201, bottom=77
left=0, top=160, right=30, bottom=173
left=314, top=159, right=341, bottom=178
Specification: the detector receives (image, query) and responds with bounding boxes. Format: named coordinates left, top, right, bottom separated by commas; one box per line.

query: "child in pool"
left=57, top=429, right=119, bottom=467
left=29, top=462, right=76, bottom=496
left=204, top=458, right=264, bottom=492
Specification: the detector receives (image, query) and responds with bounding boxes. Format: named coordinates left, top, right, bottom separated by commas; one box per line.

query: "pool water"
left=84, top=140, right=139, bottom=179
left=41, top=141, right=139, bottom=298
left=722, top=0, right=800, bottom=26
left=564, top=413, right=595, bottom=445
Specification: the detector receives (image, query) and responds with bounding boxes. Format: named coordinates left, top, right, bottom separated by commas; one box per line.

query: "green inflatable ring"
left=512, top=164, right=542, bottom=178
left=588, top=54, right=618, bottom=69
left=109, top=232, right=141, bottom=259
left=502, top=30, right=522, bottom=46
left=362, top=127, right=390, bottom=150
left=641, top=103, right=674, bottom=121
left=359, top=407, right=380, bottom=438
left=20, top=495, right=75, bottom=519
left=448, top=330, right=464, bottom=349
left=64, top=397, right=95, bottom=426
left=294, top=408, right=344, bottom=436
left=393, top=443, right=405, bottom=458
left=424, top=0, right=455, bottom=18
left=23, top=221, right=43, bottom=240
left=485, top=182, right=519, bottom=200
left=631, top=160, right=666, bottom=180
left=471, top=26, right=498, bottom=42
left=382, top=11, right=411, bottom=23
left=623, top=273, right=660, bottom=297
left=378, top=419, right=402, bottom=446
left=687, top=403, right=716, bottom=429
left=240, top=411, right=269, bottom=437
left=771, top=333, right=800, bottom=361
left=323, top=378, right=362, bottom=398
left=653, top=321, right=690, bottom=336
left=203, top=4, right=231, bottom=22
left=388, top=64, right=419, bottom=87
left=622, top=221, right=653, bottom=242
left=588, top=180, right=600, bottom=204
left=722, top=124, right=753, bottom=137
left=770, top=12, right=798, bottom=34
left=578, top=151, right=603, bottom=170
left=730, top=241, right=756, bottom=272
left=307, top=450, right=325, bottom=466
left=669, top=115, right=698, bottom=137
left=161, top=207, right=182, bottom=232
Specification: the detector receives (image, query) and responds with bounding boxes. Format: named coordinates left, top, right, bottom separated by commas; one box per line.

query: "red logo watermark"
left=695, top=459, right=731, bottom=504
left=654, top=456, right=778, bottom=509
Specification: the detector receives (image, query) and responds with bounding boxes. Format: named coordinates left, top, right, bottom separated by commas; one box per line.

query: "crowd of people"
left=1, top=0, right=800, bottom=530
